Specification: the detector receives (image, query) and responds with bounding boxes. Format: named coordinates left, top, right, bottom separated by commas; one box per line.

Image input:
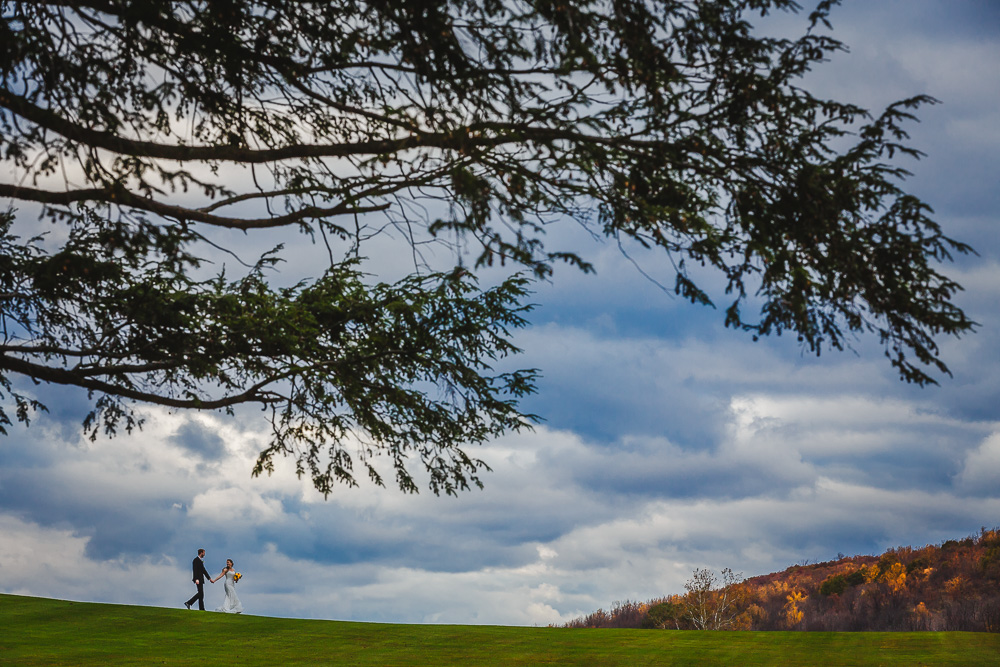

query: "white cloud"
left=955, top=432, right=1000, bottom=496
left=188, top=487, right=286, bottom=525
left=1, top=388, right=997, bottom=624
left=0, top=514, right=184, bottom=607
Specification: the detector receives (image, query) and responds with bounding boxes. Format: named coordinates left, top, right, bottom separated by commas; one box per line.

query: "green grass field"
left=2, top=594, right=999, bottom=666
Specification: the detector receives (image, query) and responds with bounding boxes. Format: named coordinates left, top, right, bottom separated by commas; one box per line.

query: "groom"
left=184, top=548, right=214, bottom=610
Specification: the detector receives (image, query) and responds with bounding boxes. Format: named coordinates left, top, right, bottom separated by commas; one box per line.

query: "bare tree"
left=682, top=567, right=749, bottom=630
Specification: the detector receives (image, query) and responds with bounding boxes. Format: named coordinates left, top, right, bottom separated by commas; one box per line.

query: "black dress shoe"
left=185, top=602, right=192, bottom=609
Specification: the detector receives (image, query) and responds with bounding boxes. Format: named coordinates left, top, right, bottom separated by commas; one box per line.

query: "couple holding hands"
left=184, top=548, right=243, bottom=613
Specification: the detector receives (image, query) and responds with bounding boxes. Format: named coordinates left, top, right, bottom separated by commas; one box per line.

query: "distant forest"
left=563, top=528, right=1000, bottom=632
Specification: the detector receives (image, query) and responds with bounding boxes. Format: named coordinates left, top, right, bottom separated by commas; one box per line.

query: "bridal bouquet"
left=234, top=572, right=242, bottom=583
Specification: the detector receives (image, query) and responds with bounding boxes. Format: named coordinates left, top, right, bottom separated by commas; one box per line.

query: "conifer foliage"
left=1, top=1, right=974, bottom=493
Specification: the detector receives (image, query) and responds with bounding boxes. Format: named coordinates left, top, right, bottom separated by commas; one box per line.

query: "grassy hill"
left=2, top=593, right=1000, bottom=666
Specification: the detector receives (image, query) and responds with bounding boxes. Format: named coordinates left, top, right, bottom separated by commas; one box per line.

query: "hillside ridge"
left=565, top=527, right=1000, bottom=631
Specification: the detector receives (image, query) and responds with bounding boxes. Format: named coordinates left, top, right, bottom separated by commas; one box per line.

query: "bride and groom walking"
left=184, top=548, right=243, bottom=614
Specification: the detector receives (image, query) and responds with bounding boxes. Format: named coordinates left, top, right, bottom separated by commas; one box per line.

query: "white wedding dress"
left=216, top=570, right=243, bottom=614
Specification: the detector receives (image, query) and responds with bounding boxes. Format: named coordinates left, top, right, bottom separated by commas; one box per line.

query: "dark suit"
left=185, top=556, right=213, bottom=610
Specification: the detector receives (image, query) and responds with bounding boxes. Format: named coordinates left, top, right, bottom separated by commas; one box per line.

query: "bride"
left=211, top=558, right=243, bottom=614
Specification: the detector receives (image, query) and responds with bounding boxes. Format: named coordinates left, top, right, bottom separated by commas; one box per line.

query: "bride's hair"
left=227, top=559, right=234, bottom=567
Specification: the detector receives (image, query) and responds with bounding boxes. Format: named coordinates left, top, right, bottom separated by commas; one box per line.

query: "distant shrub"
left=819, top=575, right=848, bottom=597
left=607, top=600, right=650, bottom=628
left=642, top=602, right=681, bottom=629
left=906, top=558, right=930, bottom=575
left=563, top=609, right=610, bottom=628
left=878, top=553, right=900, bottom=571
left=942, top=537, right=974, bottom=551
left=979, top=529, right=1000, bottom=549
left=980, top=547, right=1000, bottom=580
left=845, top=570, right=865, bottom=587
left=882, top=562, right=908, bottom=593
left=860, top=563, right=881, bottom=584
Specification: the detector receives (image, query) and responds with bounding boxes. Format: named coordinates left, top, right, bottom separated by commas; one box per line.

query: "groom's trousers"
left=185, top=581, right=206, bottom=610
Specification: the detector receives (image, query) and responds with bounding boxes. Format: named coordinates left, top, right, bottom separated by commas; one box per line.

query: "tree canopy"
left=0, top=0, right=974, bottom=494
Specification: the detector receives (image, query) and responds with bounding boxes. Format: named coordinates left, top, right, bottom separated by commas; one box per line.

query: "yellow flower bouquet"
left=233, top=572, right=242, bottom=583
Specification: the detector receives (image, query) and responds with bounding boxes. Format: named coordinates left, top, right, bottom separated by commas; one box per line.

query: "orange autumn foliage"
left=565, top=527, right=1000, bottom=632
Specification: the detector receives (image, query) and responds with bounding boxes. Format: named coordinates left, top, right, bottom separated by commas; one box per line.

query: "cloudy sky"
left=2, top=0, right=999, bottom=626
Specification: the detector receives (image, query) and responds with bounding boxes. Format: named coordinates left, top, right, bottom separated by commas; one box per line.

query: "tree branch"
left=0, top=182, right=389, bottom=229
left=0, top=353, right=275, bottom=409
left=0, top=90, right=674, bottom=164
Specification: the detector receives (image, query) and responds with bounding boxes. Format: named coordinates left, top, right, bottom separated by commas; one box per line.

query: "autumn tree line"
left=562, top=528, right=1000, bottom=632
